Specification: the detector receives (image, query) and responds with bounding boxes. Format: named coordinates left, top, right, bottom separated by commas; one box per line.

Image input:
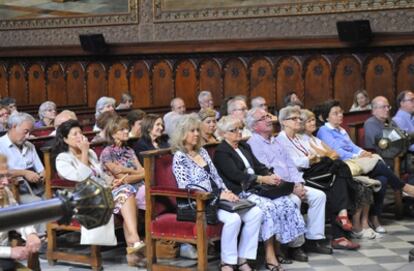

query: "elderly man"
left=363, top=96, right=397, bottom=233
left=251, top=96, right=278, bottom=121
left=393, top=90, right=414, bottom=152
left=49, top=110, right=77, bottom=136
left=198, top=90, right=219, bottom=119
left=164, top=97, right=186, bottom=137
left=0, top=112, right=45, bottom=203
left=227, top=96, right=251, bottom=138
left=246, top=108, right=331, bottom=257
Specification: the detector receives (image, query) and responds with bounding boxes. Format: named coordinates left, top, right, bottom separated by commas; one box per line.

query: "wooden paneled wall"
left=1, top=47, right=414, bottom=111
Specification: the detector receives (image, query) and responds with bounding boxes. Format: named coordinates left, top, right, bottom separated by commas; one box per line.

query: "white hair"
left=251, top=96, right=265, bottom=109
left=227, top=96, right=247, bottom=115
left=38, top=101, right=56, bottom=120
left=198, top=90, right=212, bottom=104
left=8, top=112, right=35, bottom=128
left=95, top=96, right=116, bottom=118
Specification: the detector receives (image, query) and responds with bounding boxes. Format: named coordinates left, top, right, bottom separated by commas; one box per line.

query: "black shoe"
left=304, top=239, right=333, bottom=255
left=289, top=247, right=308, bottom=262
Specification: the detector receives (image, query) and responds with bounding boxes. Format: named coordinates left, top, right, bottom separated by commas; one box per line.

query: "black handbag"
left=176, top=183, right=219, bottom=225
left=253, top=181, right=294, bottom=199
left=218, top=199, right=256, bottom=212
left=305, top=173, right=336, bottom=190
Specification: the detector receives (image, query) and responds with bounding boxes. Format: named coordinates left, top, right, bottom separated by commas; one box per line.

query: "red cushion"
left=151, top=213, right=222, bottom=239
left=51, top=178, right=77, bottom=188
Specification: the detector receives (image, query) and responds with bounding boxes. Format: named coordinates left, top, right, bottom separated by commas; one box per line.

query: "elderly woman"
left=126, top=109, right=146, bottom=138
left=171, top=114, right=262, bottom=271
left=133, top=114, right=169, bottom=164
left=214, top=115, right=306, bottom=271
left=317, top=100, right=414, bottom=233
left=350, top=90, right=371, bottom=112
left=277, top=106, right=364, bottom=247
left=53, top=120, right=145, bottom=266
left=34, top=101, right=56, bottom=128
left=198, top=108, right=218, bottom=145
left=94, top=96, right=116, bottom=132
left=100, top=116, right=146, bottom=211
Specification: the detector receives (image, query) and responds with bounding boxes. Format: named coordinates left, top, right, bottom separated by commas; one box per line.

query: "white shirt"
left=0, top=134, right=44, bottom=173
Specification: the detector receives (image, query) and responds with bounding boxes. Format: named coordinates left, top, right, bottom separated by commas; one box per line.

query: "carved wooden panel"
left=223, top=58, right=248, bottom=99
left=199, top=59, right=222, bottom=106
left=396, top=54, right=414, bottom=94
left=0, top=64, right=7, bottom=98
left=275, top=57, right=303, bottom=109
left=86, top=63, right=107, bottom=108
left=249, top=58, right=274, bottom=107
left=364, top=55, right=394, bottom=103
left=304, top=56, right=331, bottom=109
left=333, top=55, right=362, bottom=111
left=9, top=64, right=27, bottom=105
left=66, top=62, right=86, bottom=105
left=175, top=59, right=198, bottom=109
left=28, top=64, right=46, bottom=105
left=47, top=64, right=66, bottom=106
left=108, top=63, right=128, bottom=103
left=130, top=61, right=151, bottom=108
left=152, top=60, right=173, bottom=107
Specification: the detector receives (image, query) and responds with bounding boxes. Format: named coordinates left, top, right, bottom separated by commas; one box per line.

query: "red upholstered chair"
left=31, top=127, right=54, bottom=137
left=42, top=147, right=103, bottom=270
left=142, top=144, right=222, bottom=271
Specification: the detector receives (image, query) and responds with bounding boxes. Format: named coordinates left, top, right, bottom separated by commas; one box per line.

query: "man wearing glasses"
left=393, top=91, right=414, bottom=151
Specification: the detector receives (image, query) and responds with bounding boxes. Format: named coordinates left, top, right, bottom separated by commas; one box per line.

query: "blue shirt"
left=316, top=123, right=363, bottom=160
left=247, top=132, right=304, bottom=183
left=393, top=109, right=414, bottom=152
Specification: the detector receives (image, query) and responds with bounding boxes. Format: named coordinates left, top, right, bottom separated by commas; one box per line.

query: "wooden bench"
left=142, top=143, right=222, bottom=271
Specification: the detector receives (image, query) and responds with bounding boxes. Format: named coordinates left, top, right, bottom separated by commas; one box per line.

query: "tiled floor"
left=34, top=216, right=414, bottom=271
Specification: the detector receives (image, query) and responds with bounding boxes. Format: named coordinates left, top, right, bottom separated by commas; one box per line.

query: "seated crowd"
left=1, top=89, right=414, bottom=271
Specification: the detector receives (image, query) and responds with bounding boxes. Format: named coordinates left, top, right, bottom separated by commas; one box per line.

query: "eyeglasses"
left=330, top=110, right=344, bottom=116
left=375, top=105, right=392, bottom=110
left=285, top=116, right=302, bottom=122
left=234, top=107, right=248, bottom=112
left=256, top=114, right=272, bottom=122
left=403, top=98, right=414, bottom=103
left=228, top=126, right=244, bottom=133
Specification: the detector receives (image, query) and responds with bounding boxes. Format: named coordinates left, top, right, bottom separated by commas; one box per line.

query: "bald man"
left=49, top=110, right=77, bottom=136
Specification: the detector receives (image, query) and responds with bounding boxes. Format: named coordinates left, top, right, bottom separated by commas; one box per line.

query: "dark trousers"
left=0, top=259, right=15, bottom=271
left=368, top=161, right=405, bottom=216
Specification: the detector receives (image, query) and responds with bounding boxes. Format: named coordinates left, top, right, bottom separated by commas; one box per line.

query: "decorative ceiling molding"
left=153, top=0, right=414, bottom=23
left=0, top=0, right=139, bottom=30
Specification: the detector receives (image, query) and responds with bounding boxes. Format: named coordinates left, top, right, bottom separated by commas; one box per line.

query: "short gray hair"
left=251, top=96, right=265, bottom=108
left=227, top=95, right=247, bottom=115
left=245, top=107, right=263, bottom=131
left=216, top=115, right=243, bottom=136
left=170, top=97, right=184, bottom=109
left=95, top=96, right=116, bottom=118
left=170, top=113, right=202, bottom=153
left=278, top=106, right=301, bottom=129
left=38, top=101, right=56, bottom=120
left=8, top=112, right=35, bottom=128
left=120, top=93, right=132, bottom=103
left=198, top=90, right=212, bottom=103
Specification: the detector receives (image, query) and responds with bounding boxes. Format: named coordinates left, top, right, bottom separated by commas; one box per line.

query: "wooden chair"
left=42, top=145, right=104, bottom=270
left=142, top=144, right=222, bottom=271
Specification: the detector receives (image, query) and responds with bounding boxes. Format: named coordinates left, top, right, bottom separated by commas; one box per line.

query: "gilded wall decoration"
left=153, top=0, right=414, bottom=22
left=0, top=0, right=138, bottom=30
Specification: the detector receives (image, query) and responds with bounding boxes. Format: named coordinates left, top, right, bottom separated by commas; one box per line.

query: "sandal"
left=126, top=240, right=146, bottom=254
left=335, top=215, right=353, bottom=232
left=265, top=262, right=283, bottom=271
left=220, top=263, right=235, bottom=270
left=277, top=255, right=292, bottom=264
left=238, top=261, right=253, bottom=271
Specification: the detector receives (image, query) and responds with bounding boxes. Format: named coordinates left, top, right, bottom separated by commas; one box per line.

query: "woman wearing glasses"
left=214, top=115, right=306, bottom=271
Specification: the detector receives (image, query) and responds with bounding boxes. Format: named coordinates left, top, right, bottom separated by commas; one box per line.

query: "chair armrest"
left=150, top=186, right=213, bottom=201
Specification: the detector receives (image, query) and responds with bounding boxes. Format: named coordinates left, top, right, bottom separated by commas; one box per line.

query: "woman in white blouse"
left=53, top=120, right=145, bottom=266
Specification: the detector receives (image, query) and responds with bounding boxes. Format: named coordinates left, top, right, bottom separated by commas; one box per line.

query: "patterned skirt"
left=112, top=183, right=137, bottom=214
left=245, top=193, right=306, bottom=244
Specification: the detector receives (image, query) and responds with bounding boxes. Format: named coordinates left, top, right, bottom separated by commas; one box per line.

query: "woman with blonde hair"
left=350, top=90, right=371, bottom=112
left=171, top=113, right=263, bottom=271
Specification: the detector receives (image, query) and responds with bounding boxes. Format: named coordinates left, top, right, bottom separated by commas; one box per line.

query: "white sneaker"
left=352, top=229, right=376, bottom=239
left=374, top=225, right=387, bottom=234
left=180, top=243, right=197, bottom=259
